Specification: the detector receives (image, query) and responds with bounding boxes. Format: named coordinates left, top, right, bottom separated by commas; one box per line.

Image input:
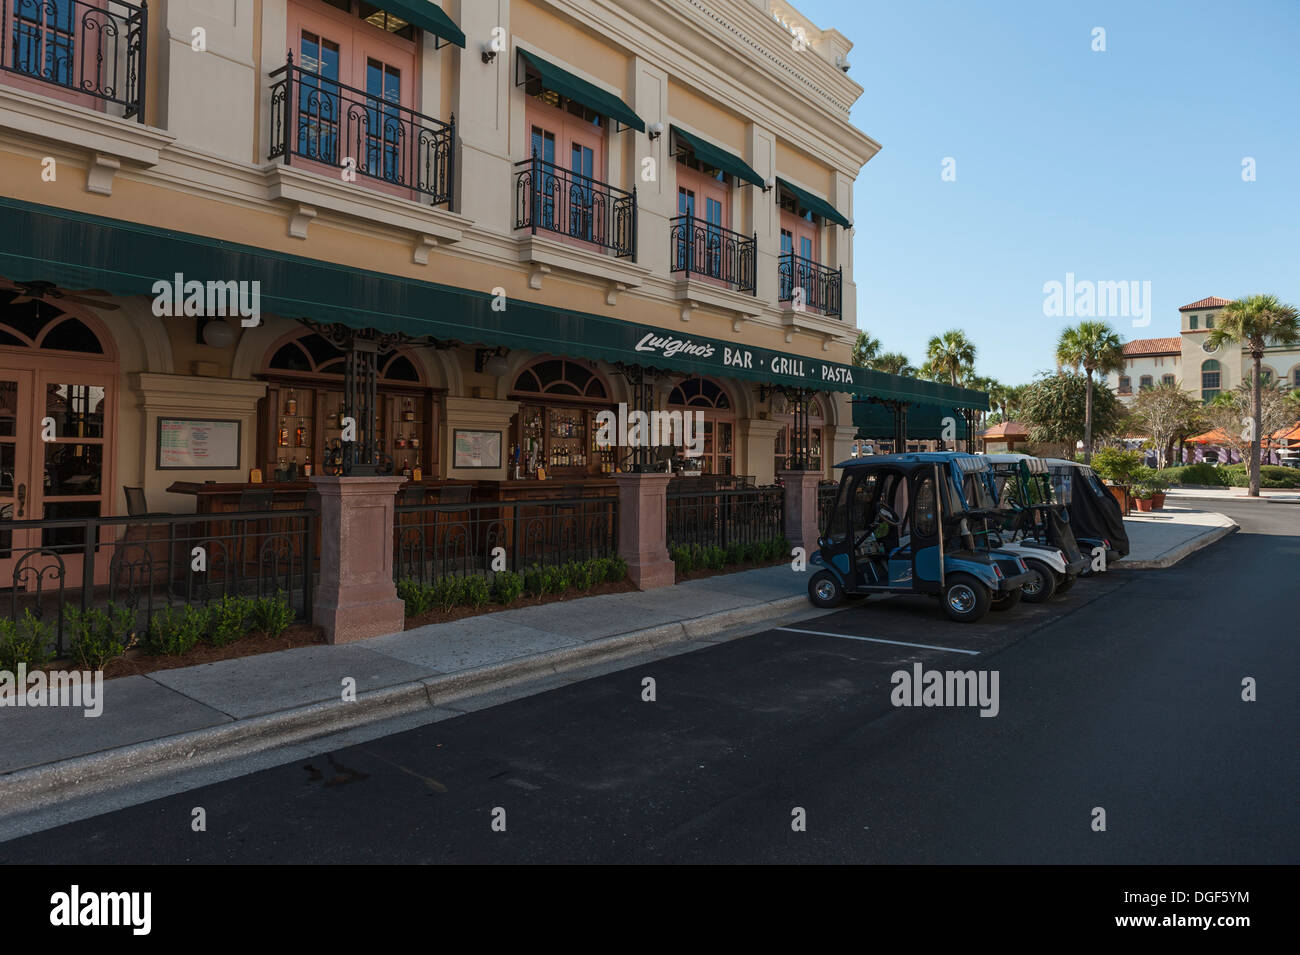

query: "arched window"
left=267, top=331, right=419, bottom=381
left=511, top=358, right=608, bottom=401
left=668, top=377, right=733, bottom=474
left=1259, top=366, right=1276, bottom=387
left=1201, top=359, right=1221, bottom=403
left=0, top=293, right=108, bottom=355
left=773, top=393, right=826, bottom=475
left=1290, top=365, right=1300, bottom=390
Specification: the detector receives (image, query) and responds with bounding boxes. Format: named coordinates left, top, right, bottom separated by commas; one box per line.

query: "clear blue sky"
left=794, top=0, right=1300, bottom=385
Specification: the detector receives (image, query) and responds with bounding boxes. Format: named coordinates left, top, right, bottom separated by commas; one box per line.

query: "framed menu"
left=453, top=429, right=502, bottom=469
left=158, top=418, right=242, bottom=470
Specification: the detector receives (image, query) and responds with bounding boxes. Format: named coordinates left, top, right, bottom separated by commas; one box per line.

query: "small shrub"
left=397, top=579, right=435, bottom=617
left=607, top=555, right=627, bottom=581
left=145, top=605, right=209, bottom=656
left=1157, top=463, right=1227, bottom=487
left=1091, top=447, right=1145, bottom=485
left=0, top=610, right=55, bottom=671
left=492, top=570, right=524, bottom=605
left=459, top=575, right=490, bottom=609
left=250, top=595, right=295, bottom=639
left=66, top=603, right=135, bottom=670
left=208, top=595, right=255, bottom=647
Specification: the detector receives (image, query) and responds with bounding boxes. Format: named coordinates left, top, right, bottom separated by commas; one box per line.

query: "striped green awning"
left=376, top=0, right=464, bottom=49
left=672, top=127, right=765, bottom=189
left=853, top=399, right=972, bottom=439
left=518, top=50, right=644, bottom=132
left=0, top=197, right=987, bottom=410
left=777, top=177, right=851, bottom=229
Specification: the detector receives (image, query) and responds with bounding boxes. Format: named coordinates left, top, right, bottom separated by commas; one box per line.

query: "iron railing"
left=666, top=487, right=783, bottom=550
left=269, top=53, right=455, bottom=207
left=778, top=251, right=842, bottom=317
left=395, top=495, right=618, bottom=583
left=669, top=214, right=756, bottom=293
left=817, top=482, right=839, bottom=533
left=513, top=153, right=637, bottom=259
left=0, top=0, right=146, bottom=119
left=1, top=509, right=313, bottom=658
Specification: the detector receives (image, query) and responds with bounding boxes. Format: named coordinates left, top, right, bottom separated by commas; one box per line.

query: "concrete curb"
left=0, top=592, right=819, bottom=818
left=1112, top=520, right=1238, bottom=570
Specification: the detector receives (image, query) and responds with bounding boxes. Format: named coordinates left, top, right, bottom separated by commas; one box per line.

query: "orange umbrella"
left=1187, top=428, right=1234, bottom=445
left=1269, top=422, right=1300, bottom=443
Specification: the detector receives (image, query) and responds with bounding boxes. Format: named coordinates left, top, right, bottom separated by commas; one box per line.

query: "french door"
left=0, top=363, right=115, bottom=590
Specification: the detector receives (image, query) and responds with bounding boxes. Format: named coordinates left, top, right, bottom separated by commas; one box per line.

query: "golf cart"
left=981, top=453, right=1089, bottom=602
left=1044, top=458, right=1130, bottom=569
left=808, top=452, right=1032, bottom=623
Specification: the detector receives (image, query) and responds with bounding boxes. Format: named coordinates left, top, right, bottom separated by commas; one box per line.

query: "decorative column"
left=310, top=474, right=407, bottom=643
left=613, top=471, right=676, bottom=590
left=778, top=469, right=823, bottom=554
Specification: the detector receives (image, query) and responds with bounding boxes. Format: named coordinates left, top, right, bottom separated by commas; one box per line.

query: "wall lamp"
left=475, top=346, right=509, bottom=376
left=763, top=175, right=776, bottom=193
left=481, top=44, right=497, bottom=64
left=648, top=122, right=665, bottom=141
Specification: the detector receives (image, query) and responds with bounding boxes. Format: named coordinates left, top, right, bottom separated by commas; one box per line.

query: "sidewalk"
left=1165, top=486, right=1300, bottom=504
left=0, top=564, right=825, bottom=819
left=1117, top=504, right=1238, bottom=569
left=0, top=511, right=1235, bottom=820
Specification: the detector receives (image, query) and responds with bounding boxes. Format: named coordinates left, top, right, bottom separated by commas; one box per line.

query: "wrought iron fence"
left=0, top=0, right=147, bottom=119
left=513, top=154, right=637, bottom=259
left=817, top=482, right=839, bottom=533
left=669, top=214, right=756, bottom=293
left=778, top=251, right=842, bottom=317
left=666, top=487, right=784, bottom=550
left=395, top=495, right=618, bottom=583
left=1, top=509, right=314, bottom=659
left=269, top=53, right=455, bottom=207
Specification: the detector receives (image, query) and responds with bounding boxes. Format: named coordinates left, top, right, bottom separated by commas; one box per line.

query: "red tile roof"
left=1122, top=337, right=1181, bottom=356
left=1179, top=296, right=1233, bottom=311
left=980, top=421, right=1028, bottom=439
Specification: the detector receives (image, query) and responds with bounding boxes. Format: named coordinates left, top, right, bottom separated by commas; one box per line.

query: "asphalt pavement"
left=2, top=498, right=1294, bottom=864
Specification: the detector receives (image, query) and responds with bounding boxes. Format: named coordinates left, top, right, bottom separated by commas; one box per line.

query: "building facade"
left=0, top=0, right=984, bottom=639
left=1110, top=296, right=1300, bottom=404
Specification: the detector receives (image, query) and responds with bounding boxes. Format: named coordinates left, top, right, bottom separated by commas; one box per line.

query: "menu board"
left=453, top=429, right=502, bottom=469
left=158, top=418, right=242, bottom=470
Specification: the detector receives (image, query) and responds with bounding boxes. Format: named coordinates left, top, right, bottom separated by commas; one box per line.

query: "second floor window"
left=1118, top=375, right=1131, bottom=394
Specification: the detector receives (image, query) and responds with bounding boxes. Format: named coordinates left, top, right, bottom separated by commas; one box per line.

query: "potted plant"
left=1144, top=472, right=1171, bottom=510
left=1131, top=482, right=1154, bottom=512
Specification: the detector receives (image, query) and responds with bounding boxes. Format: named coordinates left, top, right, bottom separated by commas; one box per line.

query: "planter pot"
left=1151, top=492, right=1166, bottom=510
left=1134, top=497, right=1154, bottom=512
left=1107, top=483, right=1131, bottom=516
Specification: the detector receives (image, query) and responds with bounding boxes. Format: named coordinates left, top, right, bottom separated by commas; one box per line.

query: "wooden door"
left=0, top=369, right=38, bottom=587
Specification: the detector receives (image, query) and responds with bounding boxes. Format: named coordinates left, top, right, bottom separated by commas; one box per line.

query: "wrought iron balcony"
left=513, top=153, right=637, bottom=259
left=669, top=215, right=756, bottom=294
left=778, top=251, right=842, bottom=317
left=0, top=0, right=147, bottom=120
left=269, top=53, right=455, bottom=208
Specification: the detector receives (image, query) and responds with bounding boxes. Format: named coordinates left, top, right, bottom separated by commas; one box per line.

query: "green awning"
left=853, top=399, right=972, bottom=440
left=0, top=197, right=986, bottom=410
left=377, top=0, right=464, bottom=49
left=777, top=177, right=851, bottom=229
left=518, top=50, right=644, bottom=132
left=672, top=127, right=764, bottom=189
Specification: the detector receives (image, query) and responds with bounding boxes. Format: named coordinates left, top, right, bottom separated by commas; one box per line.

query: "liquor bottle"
left=303, top=453, right=313, bottom=477
left=278, top=417, right=290, bottom=447
left=285, top=389, right=298, bottom=416
left=402, top=457, right=411, bottom=478
left=295, top=423, right=306, bottom=447
left=403, top=398, right=415, bottom=422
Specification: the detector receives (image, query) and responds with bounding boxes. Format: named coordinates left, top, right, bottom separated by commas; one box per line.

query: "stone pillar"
left=613, top=472, right=676, bottom=590
left=826, top=425, right=858, bottom=478
left=779, top=469, right=823, bottom=553
left=739, top=417, right=782, bottom=486
left=310, top=475, right=407, bottom=643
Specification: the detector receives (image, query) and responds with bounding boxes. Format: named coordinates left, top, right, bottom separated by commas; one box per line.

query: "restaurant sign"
left=631, top=332, right=858, bottom=390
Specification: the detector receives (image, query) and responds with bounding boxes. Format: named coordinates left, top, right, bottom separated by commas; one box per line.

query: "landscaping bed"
left=669, top=538, right=790, bottom=583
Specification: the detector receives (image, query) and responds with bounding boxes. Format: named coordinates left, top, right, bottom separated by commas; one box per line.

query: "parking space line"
left=776, top=627, right=981, bottom=655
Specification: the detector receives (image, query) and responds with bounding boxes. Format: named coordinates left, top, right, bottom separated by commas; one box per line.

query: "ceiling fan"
left=6, top=280, right=120, bottom=311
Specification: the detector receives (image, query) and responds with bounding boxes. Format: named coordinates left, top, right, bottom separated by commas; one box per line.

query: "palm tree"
left=851, top=331, right=881, bottom=368
left=1055, top=321, right=1126, bottom=463
left=870, top=352, right=915, bottom=376
left=1002, top=383, right=1027, bottom=421
left=1207, top=294, right=1300, bottom=495
left=925, top=330, right=977, bottom=386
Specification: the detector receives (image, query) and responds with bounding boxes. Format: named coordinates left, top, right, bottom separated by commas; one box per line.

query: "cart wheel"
left=808, top=570, right=845, bottom=608
left=990, top=587, right=1021, bottom=611
left=1020, top=559, right=1057, bottom=603
left=943, top=573, right=990, bottom=623
left=1055, top=573, right=1077, bottom=595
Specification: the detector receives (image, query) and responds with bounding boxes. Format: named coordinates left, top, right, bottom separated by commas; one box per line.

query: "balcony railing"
left=513, top=153, right=637, bottom=259
left=778, top=251, right=842, bottom=317
left=669, top=214, right=756, bottom=293
left=269, top=53, right=455, bottom=208
left=0, top=0, right=147, bottom=120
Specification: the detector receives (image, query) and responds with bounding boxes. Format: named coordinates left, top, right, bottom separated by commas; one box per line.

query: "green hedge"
left=1158, top=462, right=1300, bottom=488
left=0, top=610, right=54, bottom=670
left=398, top=556, right=629, bottom=618
left=670, top=537, right=789, bottom=575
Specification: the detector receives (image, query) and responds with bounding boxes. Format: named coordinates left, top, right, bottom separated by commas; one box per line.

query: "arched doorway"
left=667, top=377, right=734, bottom=475
left=0, top=291, right=119, bottom=586
left=772, top=393, right=826, bottom=474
